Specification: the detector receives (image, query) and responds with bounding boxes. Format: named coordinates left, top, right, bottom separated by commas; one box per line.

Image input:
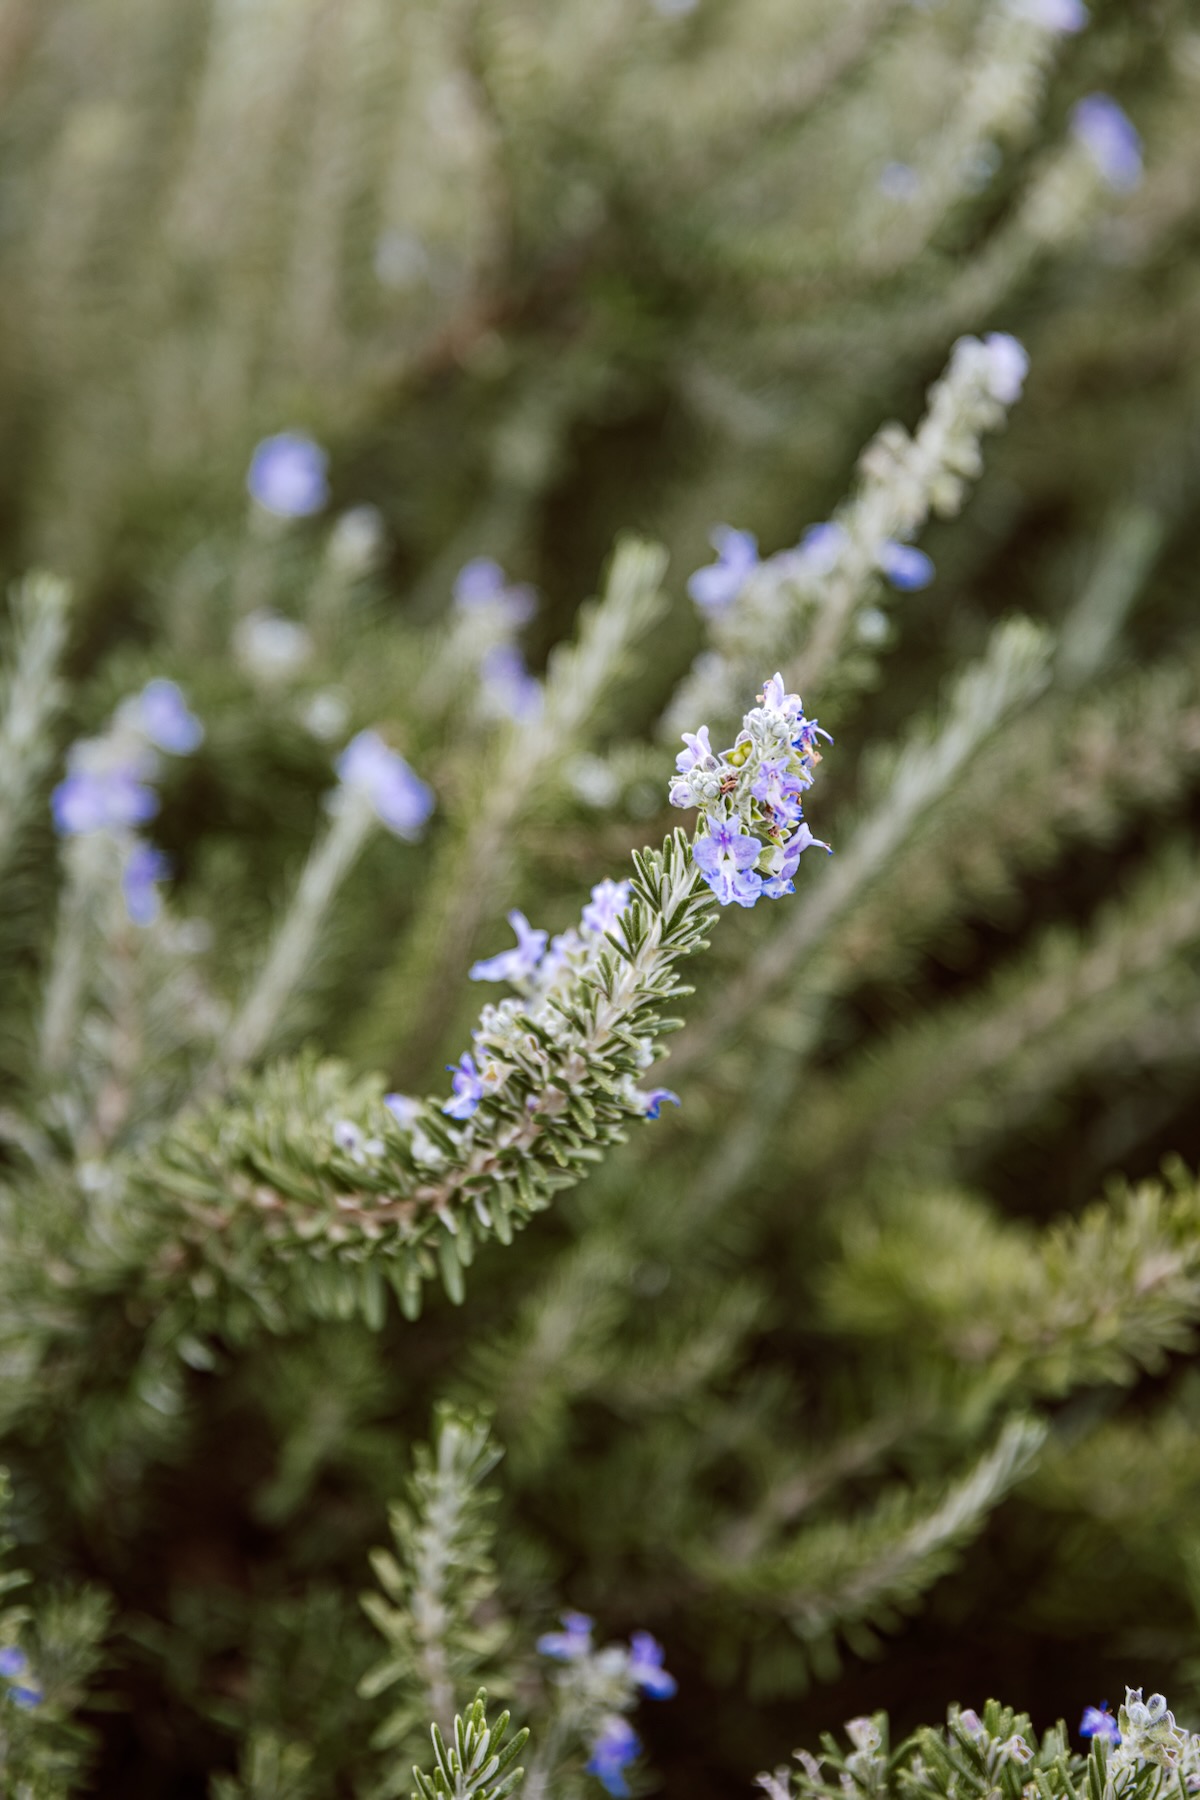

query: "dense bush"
left=2, top=1, right=1200, bottom=1795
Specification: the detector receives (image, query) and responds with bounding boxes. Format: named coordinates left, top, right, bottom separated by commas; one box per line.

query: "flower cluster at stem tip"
left=670, top=673, right=831, bottom=908
left=536, top=1612, right=677, bottom=1797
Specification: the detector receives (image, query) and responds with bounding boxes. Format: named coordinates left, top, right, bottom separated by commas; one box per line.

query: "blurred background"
left=4, top=0, right=1200, bottom=1794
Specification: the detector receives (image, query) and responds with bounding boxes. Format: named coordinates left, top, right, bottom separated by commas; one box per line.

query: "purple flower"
left=879, top=541, right=935, bottom=591
left=586, top=1716, right=641, bottom=1798
left=1071, top=95, right=1142, bottom=192
left=469, top=910, right=548, bottom=984
left=641, top=1088, right=680, bottom=1121
left=121, top=679, right=204, bottom=754
left=582, top=879, right=631, bottom=936
left=1080, top=1706, right=1121, bottom=1745
left=675, top=725, right=716, bottom=776
left=687, top=526, right=759, bottom=614
left=628, top=1632, right=677, bottom=1698
left=751, top=759, right=806, bottom=825
left=0, top=1648, right=28, bottom=1679
left=122, top=842, right=171, bottom=927
left=335, top=730, right=434, bottom=840
left=536, top=1611, right=594, bottom=1660
left=443, top=1052, right=486, bottom=1120
left=480, top=643, right=542, bottom=722
left=983, top=333, right=1030, bottom=405
left=52, top=760, right=159, bottom=837
left=762, top=823, right=830, bottom=898
left=246, top=432, right=330, bottom=518
left=453, top=557, right=537, bottom=627
left=693, top=820, right=764, bottom=908
left=9, top=1684, right=42, bottom=1709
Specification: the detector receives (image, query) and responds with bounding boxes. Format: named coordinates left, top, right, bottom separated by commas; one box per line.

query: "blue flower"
left=751, top=758, right=806, bottom=825
left=453, top=557, right=537, bottom=627
left=443, top=1052, right=486, bottom=1120
left=9, top=1684, right=43, bottom=1708
left=762, top=823, right=830, bottom=899
left=983, top=333, right=1030, bottom=405
left=122, top=842, right=171, bottom=926
left=335, top=730, right=435, bottom=839
left=687, top=527, right=759, bottom=614
left=641, top=1088, right=680, bottom=1120
left=480, top=643, right=543, bottom=722
left=52, top=760, right=159, bottom=837
left=469, top=910, right=548, bottom=983
left=693, top=820, right=765, bottom=908
left=0, top=1648, right=27, bottom=1679
left=246, top=432, right=330, bottom=518
left=879, top=541, right=935, bottom=591
left=536, top=1611, right=594, bottom=1660
left=586, top=1716, right=641, bottom=1798
left=582, top=879, right=631, bottom=936
left=1071, top=95, right=1142, bottom=192
left=1080, top=1706, right=1121, bottom=1745
left=628, top=1631, right=677, bottom=1698
left=122, top=679, right=204, bottom=754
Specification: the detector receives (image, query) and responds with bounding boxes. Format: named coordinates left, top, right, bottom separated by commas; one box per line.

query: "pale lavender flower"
left=443, top=1052, right=486, bottom=1120
left=469, top=910, right=548, bottom=983
left=383, top=1093, right=422, bottom=1126
left=751, top=759, right=806, bottom=825
left=693, top=820, right=764, bottom=908
left=879, top=540, right=935, bottom=590
left=1007, top=0, right=1088, bottom=31
left=762, top=823, right=829, bottom=898
left=233, top=610, right=313, bottom=684
left=536, top=1611, right=594, bottom=1659
left=628, top=1633, right=678, bottom=1697
left=760, top=672, right=806, bottom=720
left=581, top=879, right=631, bottom=936
left=641, top=1088, right=680, bottom=1120
left=586, top=1716, right=641, bottom=1798
left=983, top=333, right=1030, bottom=404
left=1071, top=94, right=1142, bottom=192
left=1080, top=1706, right=1120, bottom=1745
left=676, top=725, right=717, bottom=775
left=453, top=557, right=537, bottom=627
left=0, top=1649, right=27, bottom=1678
left=480, top=643, right=543, bottom=721
left=879, top=161, right=921, bottom=202
left=246, top=433, right=330, bottom=518
left=122, top=679, right=205, bottom=754
left=335, top=730, right=434, bottom=840
left=687, top=526, right=759, bottom=613
left=122, top=842, right=171, bottom=926
left=790, top=521, right=849, bottom=578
